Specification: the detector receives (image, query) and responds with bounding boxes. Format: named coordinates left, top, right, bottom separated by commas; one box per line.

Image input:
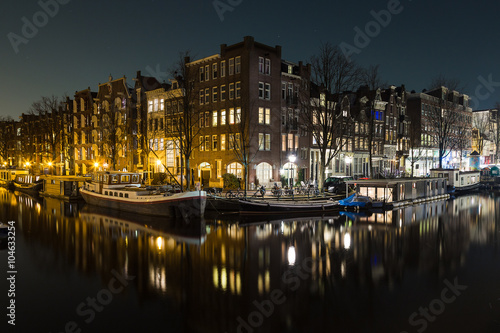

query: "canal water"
left=0, top=188, right=499, bottom=333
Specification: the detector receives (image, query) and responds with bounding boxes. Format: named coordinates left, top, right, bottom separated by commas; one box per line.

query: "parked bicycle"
left=251, top=185, right=266, bottom=198
left=225, top=188, right=244, bottom=199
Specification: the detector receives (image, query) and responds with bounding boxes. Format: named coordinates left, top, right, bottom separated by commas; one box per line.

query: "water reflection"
left=1, top=188, right=499, bottom=333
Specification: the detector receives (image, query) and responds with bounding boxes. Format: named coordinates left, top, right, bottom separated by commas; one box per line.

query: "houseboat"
left=80, top=171, right=206, bottom=218
left=344, top=177, right=450, bottom=210
left=40, top=175, right=91, bottom=200
left=0, top=169, right=29, bottom=190
left=12, top=173, right=43, bottom=196
left=430, top=169, right=481, bottom=193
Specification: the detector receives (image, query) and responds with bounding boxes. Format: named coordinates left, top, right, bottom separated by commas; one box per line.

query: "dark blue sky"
left=1, top=0, right=499, bottom=119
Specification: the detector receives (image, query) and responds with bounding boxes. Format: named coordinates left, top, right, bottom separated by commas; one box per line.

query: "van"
left=323, top=176, right=354, bottom=194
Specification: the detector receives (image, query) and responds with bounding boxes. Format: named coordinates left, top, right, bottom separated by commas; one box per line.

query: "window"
left=220, top=134, right=226, bottom=150
left=160, top=99, right=164, bottom=111
left=235, top=56, right=241, bottom=74
left=236, top=82, right=241, bottom=99
left=148, top=100, right=153, bottom=112
left=229, top=83, right=235, bottom=100
left=259, top=107, right=264, bottom=124
left=282, top=83, right=286, bottom=99
left=205, top=88, right=209, bottom=104
left=258, top=107, right=271, bottom=125
left=212, top=87, right=218, bottom=102
left=212, top=111, right=218, bottom=127
left=282, top=134, right=286, bottom=151
left=199, top=67, right=204, bottom=82
left=229, top=108, right=235, bottom=124
left=236, top=107, right=241, bottom=124
left=220, top=85, right=226, bottom=101
left=205, top=112, right=210, bottom=127
left=259, top=57, right=264, bottom=73
left=229, top=58, right=234, bottom=75
left=212, top=135, right=218, bottom=151
left=205, top=136, right=210, bottom=151
left=259, top=82, right=264, bottom=99
left=199, top=136, right=204, bottom=151
left=199, top=112, right=205, bottom=128
left=220, top=109, right=226, bottom=125
left=264, top=83, right=271, bottom=100
left=212, top=63, right=218, bottom=79
left=220, top=60, right=226, bottom=77
left=259, top=133, right=271, bottom=151
left=265, top=108, right=270, bottom=124
left=199, top=90, right=204, bottom=105
left=205, top=65, right=209, bottom=81
left=265, top=58, right=270, bottom=75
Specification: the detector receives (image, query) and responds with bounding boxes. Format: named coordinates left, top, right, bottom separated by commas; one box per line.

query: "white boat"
left=80, top=171, right=206, bottom=218
left=430, top=169, right=481, bottom=193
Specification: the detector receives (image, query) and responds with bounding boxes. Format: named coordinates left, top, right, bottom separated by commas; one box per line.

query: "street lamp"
left=288, top=154, right=296, bottom=188
left=345, top=156, right=352, bottom=176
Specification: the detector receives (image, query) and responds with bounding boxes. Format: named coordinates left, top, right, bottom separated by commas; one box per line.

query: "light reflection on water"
left=0, top=188, right=499, bottom=333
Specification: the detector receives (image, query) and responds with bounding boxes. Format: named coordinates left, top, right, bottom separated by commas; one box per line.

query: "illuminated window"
left=212, top=111, right=218, bottom=127
left=220, top=109, right=226, bottom=125
left=220, top=134, right=226, bottom=150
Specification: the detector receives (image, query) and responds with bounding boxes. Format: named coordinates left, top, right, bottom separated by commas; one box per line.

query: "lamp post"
left=288, top=154, right=296, bottom=188
left=345, top=156, right=352, bottom=176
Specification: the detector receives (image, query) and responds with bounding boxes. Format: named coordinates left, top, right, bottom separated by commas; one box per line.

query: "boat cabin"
left=430, top=169, right=480, bottom=191
left=41, top=175, right=91, bottom=200
left=0, top=169, right=29, bottom=183
left=345, top=177, right=448, bottom=204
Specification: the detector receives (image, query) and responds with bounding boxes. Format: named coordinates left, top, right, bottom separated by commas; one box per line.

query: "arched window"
left=227, top=162, right=243, bottom=178
left=256, top=162, right=273, bottom=185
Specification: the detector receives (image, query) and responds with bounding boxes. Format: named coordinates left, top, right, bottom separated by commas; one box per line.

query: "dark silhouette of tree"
left=300, top=42, right=361, bottom=189
left=0, top=116, right=15, bottom=165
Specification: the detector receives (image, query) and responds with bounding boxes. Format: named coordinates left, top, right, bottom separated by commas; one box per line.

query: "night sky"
left=1, top=0, right=499, bottom=119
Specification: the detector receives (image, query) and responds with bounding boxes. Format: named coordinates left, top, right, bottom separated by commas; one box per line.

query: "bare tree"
left=164, top=52, right=202, bottom=191
left=361, top=64, right=387, bottom=91
left=300, top=42, right=361, bottom=190
left=0, top=116, right=15, bottom=165
left=455, top=123, right=471, bottom=170
left=428, top=74, right=464, bottom=92
left=472, top=111, right=491, bottom=156
left=492, top=105, right=500, bottom=164
left=225, top=87, right=261, bottom=197
left=407, top=120, right=426, bottom=177
left=28, top=95, right=69, bottom=174
left=427, top=98, right=463, bottom=168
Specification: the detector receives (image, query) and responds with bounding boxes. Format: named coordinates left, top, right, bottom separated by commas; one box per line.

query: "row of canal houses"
left=3, top=36, right=473, bottom=189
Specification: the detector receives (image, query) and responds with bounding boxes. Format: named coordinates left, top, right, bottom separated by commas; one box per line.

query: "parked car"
left=323, top=176, right=354, bottom=194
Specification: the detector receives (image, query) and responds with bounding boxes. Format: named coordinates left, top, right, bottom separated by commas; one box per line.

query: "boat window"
left=121, top=175, right=130, bottom=183
left=105, top=191, right=108, bottom=195
left=119, top=193, right=123, bottom=197
left=51, top=180, right=56, bottom=184
left=412, top=182, right=416, bottom=189
left=114, top=192, right=118, bottom=196
left=103, top=175, right=108, bottom=183
left=111, top=175, right=119, bottom=184
left=125, top=193, right=128, bottom=198
left=132, top=175, right=139, bottom=183
left=461, top=177, right=464, bottom=185
left=456, top=174, right=459, bottom=182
